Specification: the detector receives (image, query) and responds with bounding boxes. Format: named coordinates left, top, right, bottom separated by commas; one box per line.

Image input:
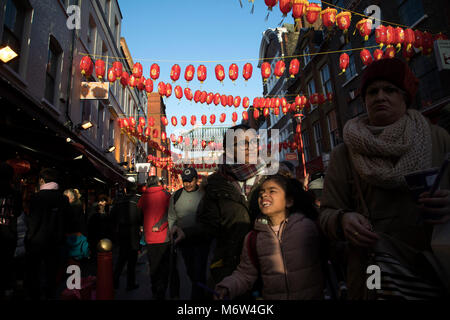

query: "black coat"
left=110, top=194, right=142, bottom=251
left=25, top=190, right=71, bottom=255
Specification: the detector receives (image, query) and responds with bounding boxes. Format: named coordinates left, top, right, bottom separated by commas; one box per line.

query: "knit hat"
left=361, top=58, right=419, bottom=106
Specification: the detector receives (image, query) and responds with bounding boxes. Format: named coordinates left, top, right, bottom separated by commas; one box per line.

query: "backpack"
left=172, top=188, right=184, bottom=206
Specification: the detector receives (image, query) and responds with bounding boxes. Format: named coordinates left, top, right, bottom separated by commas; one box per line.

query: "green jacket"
left=320, top=124, right=450, bottom=299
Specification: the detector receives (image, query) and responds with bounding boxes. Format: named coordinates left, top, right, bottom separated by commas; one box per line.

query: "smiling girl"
left=214, top=174, right=325, bottom=300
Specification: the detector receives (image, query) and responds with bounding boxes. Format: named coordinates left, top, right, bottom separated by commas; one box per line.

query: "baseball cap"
left=181, top=167, right=198, bottom=182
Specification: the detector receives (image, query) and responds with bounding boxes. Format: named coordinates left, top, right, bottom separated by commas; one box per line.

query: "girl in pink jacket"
left=215, top=174, right=324, bottom=300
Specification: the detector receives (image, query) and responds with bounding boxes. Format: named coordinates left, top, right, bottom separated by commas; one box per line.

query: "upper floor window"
left=320, top=64, right=332, bottom=95
left=396, top=0, right=425, bottom=27
left=44, top=37, right=62, bottom=106
left=87, top=15, right=96, bottom=54
left=302, top=131, right=311, bottom=162
left=327, top=110, right=339, bottom=149
left=313, top=122, right=323, bottom=157
left=105, top=0, right=111, bottom=25
left=303, top=45, right=311, bottom=66
left=343, top=44, right=357, bottom=82
left=2, top=0, right=25, bottom=72
left=307, top=78, right=317, bottom=112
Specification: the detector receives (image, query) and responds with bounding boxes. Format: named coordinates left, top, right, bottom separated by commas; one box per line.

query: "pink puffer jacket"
left=216, top=212, right=324, bottom=300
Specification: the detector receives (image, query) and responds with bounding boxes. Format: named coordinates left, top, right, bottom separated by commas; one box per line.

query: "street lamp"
left=76, top=121, right=93, bottom=131
left=294, top=112, right=307, bottom=181
left=106, top=145, right=116, bottom=153
left=0, top=45, right=18, bottom=63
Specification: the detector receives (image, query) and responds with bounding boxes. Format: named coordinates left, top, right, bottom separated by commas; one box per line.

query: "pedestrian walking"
left=0, top=162, right=22, bottom=299
left=138, top=175, right=171, bottom=300
left=169, top=167, right=209, bottom=300
left=111, top=180, right=142, bottom=291
left=24, top=168, right=71, bottom=300
left=214, top=174, right=324, bottom=300
left=87, top=194, right=113, bottom=257
left=320, top=58, right=450, bottom=299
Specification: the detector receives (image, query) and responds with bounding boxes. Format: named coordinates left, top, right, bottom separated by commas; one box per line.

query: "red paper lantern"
left=414, top=30, right=423, bottom=50
left=170, top=64, right=181, bottom=82
left=234, top=96, right=241, bottom=108
left=274, top=106, right=280, bottom=115
left=170, top=134, right=176, bottom=143
left=394, top=27, right=405, bottom=50
left=210, top=114, right=216, bottom=125
left=161, top=131, right=167, bottom=140
left=200, top=91, right=207, bottom=104
left=232, top=112, right=238, bottom=122
left=107, top=68, right=116, bottom=82
left=356, top=19, right=372, bottom=41
left=360, top=49, right=373, bottom=66
left=144, top=127, right=151, bottom=137
left=112, top=61, right=123, bottom=78
left=281, top=97, right=287, bottom=108
left=265, top=0, right=278, bottom=11
left=339, top=53, right=349, bottom=73
left=220, top=94, right=227, bottom=107
left=137, top=126, right=143, bottom=136
left=375, top=25, right=387, bottom=48
left=263, top=108, right=270, bottom=117
left=310, top=93, right=319, bottom=105
left=120, top=71, right=129, bottom=87
left=150, top=63, right=160, bottom=80
left=139, top=117, right=146, bottom=127
left=171, top=116, right=177, bottom=127
left=404, top=28, right=415, bottom=51
left=197, top=64, right=207, bottom=83
left=229, top=64, right=239, bottom=82
left=253, top=97, right=260, bottom=109
left=161, top=116, right=168, bottom=126
left=434, top=33, right=449, bottom=41
left=327, top=92, right=334, bottom=101
left=214, top=93, right=221, bottom=105
left=206, top=92, right=214, bottom=105
left=95, top=59, right=105, bottom=79
left=201, top=140, right=207, bottom=149
left=194, top=90, right=201, bottom=103
left=175, top=85, right=183, bottom=100
left=289, top=58, right=300, bottom=78
left=80, top=56, right=93, bottom=76
left=305, top=3, right=321, bottom=24
left=190, top=115, right=197, bottom=126
left=292, top=0, right=308, bottom=26
left=321, top=8, right=337, bottom=29
left=184, top=87, right=193, bottom=101
left=279, top=0, right=292, bottom=17
left=374, top=49, right=383, bottom=61
left=185, top=64, right=195, bottom=82
left=275, top=98, right=281, bottom=108
left=215, top=64, right=225, bottom=82
left=227, top=95, right=234, bottom=107
left=137, top=76, right=145, bottom=91
left=243, top=63, right=253, bottom=81
left=242, top=111, right=249, bottom=121
left=220, top=113, right=226, bottom=123
left=336, top=11, right=351, bottom=33
left=145, top=78, right=154, bottom=93
left=384, top=46, right=396, bottom=59
left=158, top=82, right=167, bottom=96
left=178, top=136, right=183, bottom=144
left=282, top=105, right=289, bottom=114
left=402, top=44, right=415, bottom=61
left=422, top=31, right=434, bottom=55
left=132, top=62, right=143, bottom=78
left=152, top=129, right=159, bottom=139
left=201, top=115, right=207, bottom=125
left=180, top=116, right=187, bottom=127
left=128, top=75, right=138, bottom=87
left=385, top=26, right=395, bottom=48
left=261, top=62, right=271, bottom=82
left=192, top=139, right=198, bottom=147
left=148, top=116, right=155, bottom=127
left=274, top=60, right=286, bottom=78
left=318, top=93, right=326, bottom=104
left=243, top=97, right=250, bottom=109
left=253, top=108, right=260, bottom=119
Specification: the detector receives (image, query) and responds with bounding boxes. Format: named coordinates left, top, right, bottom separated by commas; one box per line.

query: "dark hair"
left=254, top=174, right=318, bottom=221
left=147, top=176, right=159, bottom=187
left=39, top=168, right=59, bottom=184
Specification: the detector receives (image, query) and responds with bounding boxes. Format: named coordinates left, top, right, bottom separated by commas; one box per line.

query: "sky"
left=117, top=0, right=321, bottom=145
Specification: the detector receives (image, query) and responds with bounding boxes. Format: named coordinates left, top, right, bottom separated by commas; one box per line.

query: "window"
left=313, top=122, right=323, bottom=157
left=105, top=0, right=111, bottom=25
left=87, top=16, right=96, bottom=54
left=307, top=78, right=316, bottom=111
left=66, top=0, right=78, bottom=7
left=302, top=131, right=311, bottom=162
left=303, top=45, right=311, bottom=66
left=327, top=110, right=339, bottom=149
left=114, top=17, right=119, bottom=43
left=2, top=0, right=25, bottom=72
left=320, top=64, right=332, bottom=95
left=397, top=0, right=425, bottom=27
left=81, top=100, right=91, bottom=122
left=97, top=104, right=104, bottom=147
left=109, top=118, right=115, bottom=147
left=44, top=37, right=62, bottom=105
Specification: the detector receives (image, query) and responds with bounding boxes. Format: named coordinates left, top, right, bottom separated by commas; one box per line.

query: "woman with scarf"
left=172, top=124, right=266, bottom=296
left=320, top=58, right=450, bottom=300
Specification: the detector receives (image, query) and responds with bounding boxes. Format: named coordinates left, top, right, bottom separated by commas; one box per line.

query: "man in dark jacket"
left=25, top=168, right=70, bottom=300
left=111, top=180, right=142, bottom=291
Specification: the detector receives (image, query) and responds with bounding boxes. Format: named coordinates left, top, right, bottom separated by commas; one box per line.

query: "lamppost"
left=294, top=113, right=307, bottom=181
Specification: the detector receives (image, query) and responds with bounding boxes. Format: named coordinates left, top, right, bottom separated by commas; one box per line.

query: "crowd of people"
left=0, top=58, right=449, bottom=300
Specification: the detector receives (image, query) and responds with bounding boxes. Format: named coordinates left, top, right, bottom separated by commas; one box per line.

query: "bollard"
left=96, top=239, right=114, bottom=300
